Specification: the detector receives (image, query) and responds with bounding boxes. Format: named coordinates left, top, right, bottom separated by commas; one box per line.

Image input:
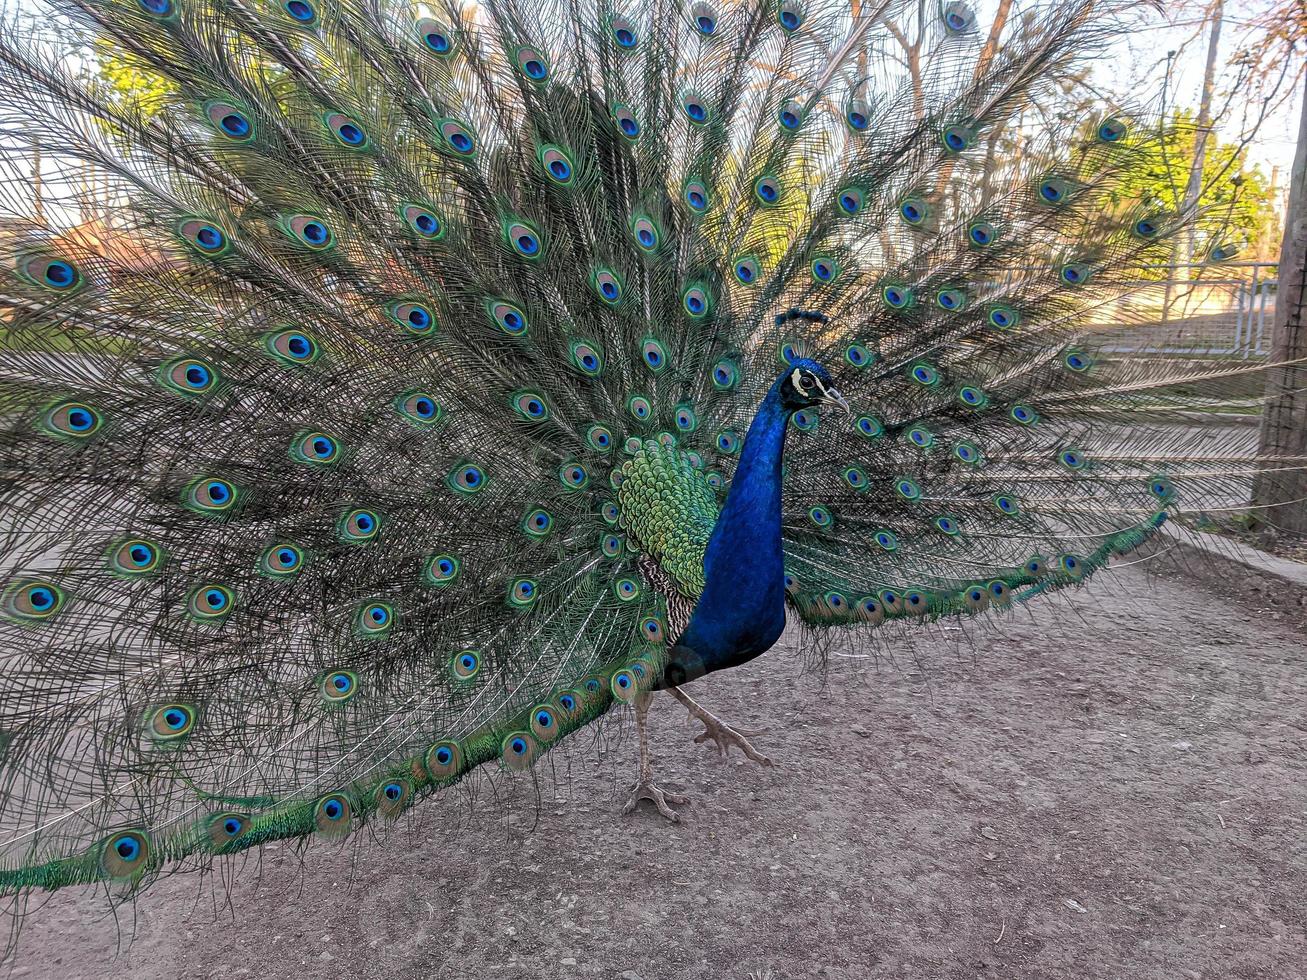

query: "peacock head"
left=780, top=358, right=850, bottom=415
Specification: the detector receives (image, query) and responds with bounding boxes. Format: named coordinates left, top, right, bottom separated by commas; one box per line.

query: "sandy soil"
left=4, top=559, right=1306, bottom=980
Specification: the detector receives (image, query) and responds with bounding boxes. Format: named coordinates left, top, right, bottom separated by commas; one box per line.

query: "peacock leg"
left=667, top=687, right=774, bottom=767
left=623, top=691, right=690, bottom=822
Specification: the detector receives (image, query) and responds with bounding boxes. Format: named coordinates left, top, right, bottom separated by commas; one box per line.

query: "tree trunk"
left=1251, top=72, right=1307, bottom=534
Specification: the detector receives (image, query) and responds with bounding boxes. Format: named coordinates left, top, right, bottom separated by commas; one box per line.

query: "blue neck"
left=667, top=378, right=791, bottom=683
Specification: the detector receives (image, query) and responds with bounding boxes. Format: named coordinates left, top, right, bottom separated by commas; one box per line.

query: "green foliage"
left=1107, top=110, right=1280, bottom=259
left=93, top=40, right=171, bottom=118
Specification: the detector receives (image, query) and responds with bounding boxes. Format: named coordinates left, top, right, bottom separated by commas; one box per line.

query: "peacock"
left=0, top=0, right=1292, bottom=918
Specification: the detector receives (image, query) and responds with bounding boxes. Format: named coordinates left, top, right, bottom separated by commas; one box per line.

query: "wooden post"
left=1251, top=72, right=1307, bottom=534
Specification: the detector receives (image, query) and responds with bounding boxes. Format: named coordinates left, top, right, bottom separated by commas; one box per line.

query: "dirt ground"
left=4, top=558, right=1306, bottom=980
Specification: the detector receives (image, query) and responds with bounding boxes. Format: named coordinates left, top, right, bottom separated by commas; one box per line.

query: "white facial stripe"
left=811, top=375, right=831, bottom=398
left=790, top=367, right=806, bottom=393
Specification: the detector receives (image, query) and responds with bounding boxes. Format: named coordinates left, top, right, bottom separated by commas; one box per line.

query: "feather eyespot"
left=188, top=584, right=234, bottom=619
left=570, top=340, right=604, bottom=376
left=282, top=0, right=316, bottom=23
left=674, top=406, right=697, bottom=432
left=845, top=343, right=872, bottom=368
left=324, top=113, right=368, bottom=148
left=559, top=462, right=590, bottom=489
left=401, top=203, right=444, bottom=240
left=514, top=46, right=549, bottom=82
left=811, top=256, right=838, bottom=283
left=161, top=358, right=217, bottom=395
left=505, top=221, right=542, bottom=259
left=397, top=391, right=440, bottom=425
left=102, top=832, right=151, bottom=878
left=682, top=285, right=711, bottom=318
left=777, top=100, right=804, bottom=131
left=733, top=255, right=760, bottom=285
left=641, top=339, right=667, bottom=372
left=837, top=187, right=864, bottom=216
left=539, top=146, right=574, bottom=185
left=40, top=401, right=101, bottom=439
left=178, top=218, right=229, bottom=255
left=993, top=494, right=1020, bottom=515
left=630, top=215, right=660, bottom=251
left=683, top=180, right=710, bottom=213
left=690, top=1, right=720, bottom=36
left=523, top=508, right=553, bottom=538
left=592, top=268, right=624, bottom=305
left=452, top=650, right=481, bottom=681
left=845, top=98, right=871, bottom=131
left=426, top=741, right=463, bottom=779
left=716, top=430, right=740, bottom=454
left=611, top=103, right=640, bottom=139
left=487, top=300, right=528, bottom=337
left=340, top=508, right=380, bottom=541
left=987, top=306, right=1019, bottom=330
left=17, top=254, right=83, bottom=291
left=205, top=101, right=254, bottom=142
left=262, top=543, right=303, bottom=577
left=1097, top=117, right=1127, bottom=143
left=265, top=329, right=319, bottom=364
left=711, top=358, right=738, bottom=389
left=882, top=285, right=913, bottom=309
left=855, top=415, right=884, bottom=439
left=508, top=578, right=538, bottom=607
left=3, top=580, right=64, bottom=621
left=209, top=813, right=250, bottom=848
left=874, top=530, right=898, bottom=552
left=587, top=425, right=613, bottom=451
left=942, top=1, right=975, bottom=32
left=110, top=539, right=161, bottom=575
left=137, top=0, right=172, bottom=16
left=754, top=175, right=781, bottom=205
left=639, top=616, right=666, bottom=644
left=425, top=554, right=461, bottom=586
left=968, top=221, right=997, bottom=247
left=438, top=119, right=476, bottom=155
left=899, top=197, right=928, bottom=225
left=511, top=391, right=549, bottom=422
left=1038, top=177, right=1075, bottom=205
left=448, top=463, right=487, bottom=494
left=416, top=19, right=455, bottom=55
left=388, top=300, right=436, bottom=335
left=501, top=732, right=538, bottom=770
left=614, top=578, right=640, bottom=601
left=936, top=288, right=966, bottom=310
left=610, top=15, right=638, bottom=48
left=808, top=506, right=832, bottom=527
left=627, top=395, right=652, bottom=421
left=185, top=477, right=237, bottom=513
left=941, top=125, right=974, bottom=152
left=530, top=707, right=558, bottom=742
left=601, top=533, right=623, bottom=557
left=358, top=602, right=393, bottom=635
left=315, top=795, right=352, bottom=835
left=375, top=780, right=411, bottom=817
left=148, top=704, right=195, bottom=740
left=778, top=0, right=805, bottom=31
left=680, top=90, right=711, bottom=124
left=291, top=431, right=339, bottom=465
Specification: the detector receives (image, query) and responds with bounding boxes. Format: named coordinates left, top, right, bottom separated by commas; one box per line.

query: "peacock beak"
left=818, top=388, right=851, bottom=416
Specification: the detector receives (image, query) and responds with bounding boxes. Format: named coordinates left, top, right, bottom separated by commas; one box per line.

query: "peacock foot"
left=669, top=688, right=773, bottom=767
left=623, top=778, right=690, bottom=823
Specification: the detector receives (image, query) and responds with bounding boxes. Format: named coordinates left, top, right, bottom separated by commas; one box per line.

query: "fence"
left=1095, top=262, right=1278, bottom=358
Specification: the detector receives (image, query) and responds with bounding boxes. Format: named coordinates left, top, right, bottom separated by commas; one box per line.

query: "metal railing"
left=1096, top=262, right=1278, bottom=358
